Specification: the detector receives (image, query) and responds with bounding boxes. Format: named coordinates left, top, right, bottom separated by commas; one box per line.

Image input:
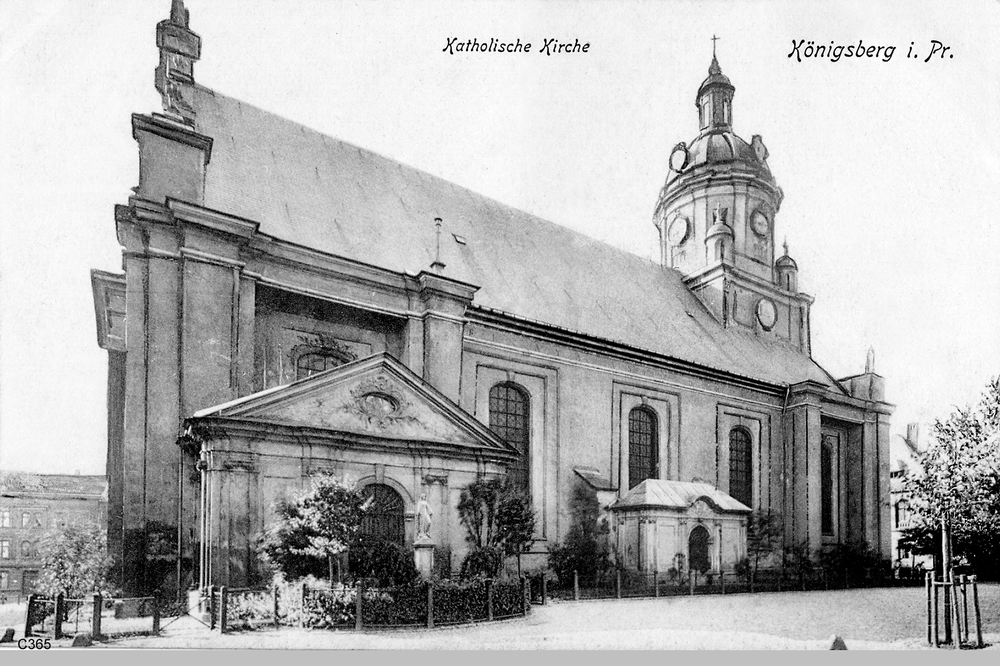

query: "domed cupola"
left=705, top=202, right=734, bottom=263
left=697, top=53, right=734, bottom=131
left=775, top=240, right=799, bottom=293
left=651, top=43, right=814, bottom=354
left=653, top=45, right=784, bottom=283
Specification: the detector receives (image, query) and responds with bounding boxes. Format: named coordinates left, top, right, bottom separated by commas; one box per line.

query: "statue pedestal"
left=414, top=537, right=435, bottom=579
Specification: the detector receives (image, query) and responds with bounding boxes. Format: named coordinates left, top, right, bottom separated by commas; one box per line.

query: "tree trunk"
left=328, top=554, right=335, bottom=588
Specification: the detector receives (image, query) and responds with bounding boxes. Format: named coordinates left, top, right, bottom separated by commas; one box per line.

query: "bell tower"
left=653, top=44, right=814, bottom=354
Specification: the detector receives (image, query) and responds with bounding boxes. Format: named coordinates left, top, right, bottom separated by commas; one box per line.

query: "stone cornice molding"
left=131, top=113, right=213, bottom=164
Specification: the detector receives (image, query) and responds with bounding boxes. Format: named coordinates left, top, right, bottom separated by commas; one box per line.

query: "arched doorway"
left=360, top=484, right=405, bottom=545
left=688, top=525, right=711, bottom=574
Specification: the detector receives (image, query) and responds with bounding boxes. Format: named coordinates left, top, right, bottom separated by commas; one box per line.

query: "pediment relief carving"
left=342, top=375, right=421, bottom=430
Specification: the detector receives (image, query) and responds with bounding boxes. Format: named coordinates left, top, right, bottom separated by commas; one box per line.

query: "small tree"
left=36, top=523, right=114, bottom=598
left=496, top=484, right=535, bottom=576
left=258, top=475, right=365, bottom=586
left=457, top=477, right=536, bottom=578
left=745, top=510, right=782, bottom=578
left=904, top=378, right=1000, bottom=579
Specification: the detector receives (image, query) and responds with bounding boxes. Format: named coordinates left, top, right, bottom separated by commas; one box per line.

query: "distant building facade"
left=91, top=3, right=894, bottom=594
left=0, top=472, right=108, bottom=602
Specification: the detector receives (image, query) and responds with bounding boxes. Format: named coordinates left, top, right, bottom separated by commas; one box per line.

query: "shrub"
left=547, top=482, right=610, bottom=587
left=460, top=546, right=503, bottom=580
left=348, top=537, right=418, bottom=587
left=36, top=523, right=115, bottom=598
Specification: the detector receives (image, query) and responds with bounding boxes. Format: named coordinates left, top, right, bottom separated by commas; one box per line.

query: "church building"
left=91, top=3, right=893, bottom=594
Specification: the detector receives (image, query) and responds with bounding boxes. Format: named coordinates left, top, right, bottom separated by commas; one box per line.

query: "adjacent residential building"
left=90, top=2, right=894, bottom=594
left=0, top=471, right=108, bottom=602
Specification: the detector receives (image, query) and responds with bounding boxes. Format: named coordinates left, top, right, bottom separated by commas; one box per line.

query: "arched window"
left=360, top=484, right=405, bottom=545
left=821, top=436, right=835, bottom=536
left=489, top=383, right=530, bottom=495
left=628, top=407, right=658, bottom=489
left=729, top=427, right=753, bottom=508
left=689, top=525, right=711, bottom=573
left=295, top=352, right=344, bottom=380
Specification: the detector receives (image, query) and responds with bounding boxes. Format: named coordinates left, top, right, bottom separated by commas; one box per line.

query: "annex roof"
left=610, top=479, right=751, bottom=514
left=184, top=84, right=841, bottom=390
left=0, top=471, right=107, bottom=499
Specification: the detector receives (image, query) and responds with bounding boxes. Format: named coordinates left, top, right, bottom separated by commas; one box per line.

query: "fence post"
left=971, top=575, right=983, bottom=649
left=540, top=574, right=547, bottom=606
left=925, top=573, right=932, bottom=645
left=300, top=583, right=307, bottom=629
left=950, top=575, right=961, bottom=649
left=54, top=592, right=65, bottom=640
left=91, top=593, right=102, bottom=640
left=152, top=590, right=161, bottom=635
left=208, top=585, right=216, bottom=630
left=616, top=570, right=621, bottom=599
left=356, top=580, right=364, bottom=631
left=655, top=571, right=660, bottom=598
left=689, top=571, right=695, bottom=596
left=24, top=594, right=35, bottom=638
left=961, top=575, right=969, bottom=643
left=218, top=586, right=228, bottom=635
left=521, top=577, right=528, bottom=616
left=573, top=570, right=579, bottom=601
left=720, top=571, right=726, bottom=595
left=273, top=585, right=280, bottom=628
left=486, top=579, right=494, bottom=622
left=932, top=578, right=940, bottom=647
left=426, top=581, right=434, bottom=629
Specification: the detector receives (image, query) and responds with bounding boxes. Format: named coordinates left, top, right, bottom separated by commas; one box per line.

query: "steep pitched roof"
left=187, top=84, right=839, bottom=390
left=610, top=480, right=750, bottom=514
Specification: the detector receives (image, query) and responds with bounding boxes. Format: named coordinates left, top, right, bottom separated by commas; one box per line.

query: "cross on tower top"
left=711, top=34, right=719, bottom=57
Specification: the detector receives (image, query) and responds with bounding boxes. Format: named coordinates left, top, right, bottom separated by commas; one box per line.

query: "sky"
left=1, top=0, right=998, bottom=474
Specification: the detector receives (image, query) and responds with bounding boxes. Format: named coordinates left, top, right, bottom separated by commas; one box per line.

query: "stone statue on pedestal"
left=416, top=493, right=433, bottom=541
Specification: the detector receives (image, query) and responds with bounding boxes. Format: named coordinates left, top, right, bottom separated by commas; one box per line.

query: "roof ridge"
left=189, top=83, right=660, bottom=267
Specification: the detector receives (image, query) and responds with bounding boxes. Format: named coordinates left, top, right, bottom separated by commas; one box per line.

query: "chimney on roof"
left=154, top=0, right=201, bottom=123
left=430, top=218, right=447, bottom=273
left=906, top=423, right=920, bottom=451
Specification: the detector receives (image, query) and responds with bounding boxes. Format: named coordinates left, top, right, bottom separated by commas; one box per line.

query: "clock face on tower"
left=750, top=210, right=770, bottom=237
left=667, top=216, right=689, bottom=244
left=669, top=144, right=689, bottom=172
left=756, top=298, right=777, bottom=330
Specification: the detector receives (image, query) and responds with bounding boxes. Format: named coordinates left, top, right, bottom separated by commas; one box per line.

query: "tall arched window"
left=360, top=484, right=405, bottom=545
left=628, top=407, right=658, bottom=489
left=489, top=383, right=530, bottom=495
left=821, top=435, right=835, bottom=536
left=729, top=427, right=753, bottom=508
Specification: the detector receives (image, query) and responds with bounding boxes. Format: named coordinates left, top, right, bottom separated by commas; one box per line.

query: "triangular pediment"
left=192, top=353, right=514, bottom=456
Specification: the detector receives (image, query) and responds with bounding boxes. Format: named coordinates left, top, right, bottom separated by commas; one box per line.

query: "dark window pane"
left=628, top=407, right=658, bottom=489
left=296, top=353, right=343, bottom=380
left=488, top=383, right=530, bottom=495
left=729, top=428, right=752, bottom=508
left=821, top=435, right=836, bottom=536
